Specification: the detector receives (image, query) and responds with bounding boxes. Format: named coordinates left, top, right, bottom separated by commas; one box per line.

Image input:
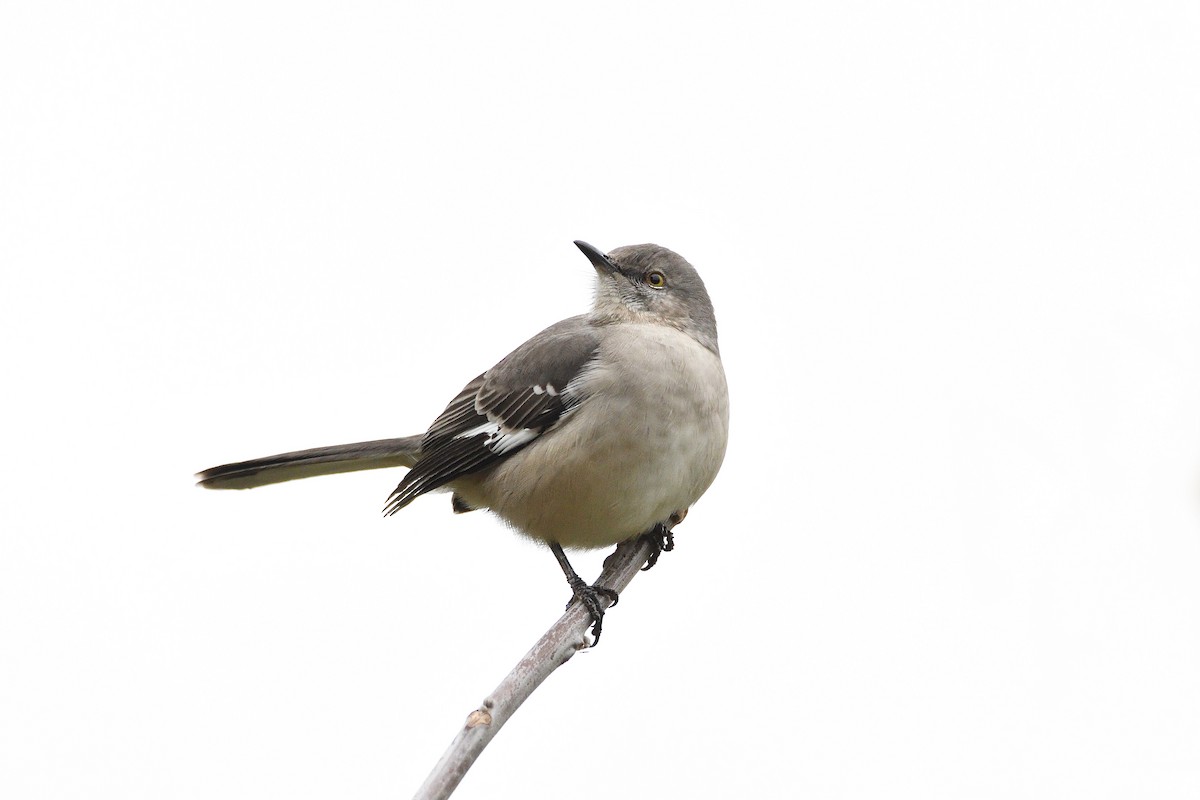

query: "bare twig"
left=412, top=535, right=656, bottom=800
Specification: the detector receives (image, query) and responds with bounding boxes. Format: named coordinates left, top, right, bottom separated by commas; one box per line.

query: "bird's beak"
left=574, top=240, right=619, bottom=276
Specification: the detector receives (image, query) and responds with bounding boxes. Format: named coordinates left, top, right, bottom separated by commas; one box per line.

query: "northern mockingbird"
left=198, top=241, right=729, bottom=642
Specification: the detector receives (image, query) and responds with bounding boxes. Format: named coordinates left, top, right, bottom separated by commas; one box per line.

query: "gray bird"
left=197, top=241, right=729, bottom=642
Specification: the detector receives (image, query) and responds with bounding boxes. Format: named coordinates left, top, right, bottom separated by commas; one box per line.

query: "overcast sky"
left=3, top=2, right=1199, bottom=798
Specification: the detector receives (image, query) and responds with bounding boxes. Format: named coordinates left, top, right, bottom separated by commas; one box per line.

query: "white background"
left=2, top=2, right=1198, bottom=798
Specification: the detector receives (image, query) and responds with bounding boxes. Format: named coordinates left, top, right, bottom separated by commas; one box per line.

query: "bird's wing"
left=383, top=315, right=600, bottom=515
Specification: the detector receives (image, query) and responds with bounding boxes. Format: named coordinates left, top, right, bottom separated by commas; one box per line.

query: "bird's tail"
left=196, top=436, right=423, bottom=490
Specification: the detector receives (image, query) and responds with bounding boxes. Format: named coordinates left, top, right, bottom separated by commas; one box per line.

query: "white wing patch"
left=454, top=421, right=539, bottom=454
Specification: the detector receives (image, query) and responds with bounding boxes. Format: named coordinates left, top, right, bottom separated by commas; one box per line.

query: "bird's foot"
left=640, top=509, right=686, bottom=571
left=564, top=574, right=619, bottom=645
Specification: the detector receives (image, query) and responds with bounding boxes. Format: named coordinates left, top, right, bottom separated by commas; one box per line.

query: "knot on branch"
left=465, top=709, right=493, bottom=729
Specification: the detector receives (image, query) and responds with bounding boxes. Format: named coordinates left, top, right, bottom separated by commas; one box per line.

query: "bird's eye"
left=645, top=270, right=667, bottom=289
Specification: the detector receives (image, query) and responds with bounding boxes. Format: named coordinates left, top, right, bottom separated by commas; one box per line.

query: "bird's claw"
left=565, top=576, right=619, bottom=645
left=640, top=520, right=678, bottom=571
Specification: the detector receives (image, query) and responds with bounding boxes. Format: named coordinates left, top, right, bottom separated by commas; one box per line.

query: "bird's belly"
left=467, top=327, right=729, bottom=549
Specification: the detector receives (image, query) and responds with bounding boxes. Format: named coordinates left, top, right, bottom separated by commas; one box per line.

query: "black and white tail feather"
left=195, top=437, right=423, bottom=491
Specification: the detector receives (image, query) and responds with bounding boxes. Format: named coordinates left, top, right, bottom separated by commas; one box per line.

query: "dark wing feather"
left=423, top=374, right=487, bottom=450
left=383, top=316, right=600, bottom=515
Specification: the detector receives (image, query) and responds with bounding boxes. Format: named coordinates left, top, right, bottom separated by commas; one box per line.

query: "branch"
left=412, top=535, right=656, bottom=800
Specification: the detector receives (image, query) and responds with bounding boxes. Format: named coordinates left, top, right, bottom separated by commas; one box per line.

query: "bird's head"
left=574, top=240, right=719, bottom=355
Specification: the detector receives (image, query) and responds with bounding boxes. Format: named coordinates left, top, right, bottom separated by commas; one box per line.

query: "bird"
left=197, top=240, right=729, bottom=643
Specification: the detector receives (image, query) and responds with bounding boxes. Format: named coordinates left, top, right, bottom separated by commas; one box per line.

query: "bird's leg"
left=640, top=508, right=687, bottom=571
left=549, top=542, right=619, bottom=645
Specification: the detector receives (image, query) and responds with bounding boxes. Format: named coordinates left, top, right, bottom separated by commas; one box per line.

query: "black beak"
left=574, top=240, right=619, bottom=276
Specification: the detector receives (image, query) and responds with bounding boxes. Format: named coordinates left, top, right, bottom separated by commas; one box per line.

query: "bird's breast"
left=467, top=323, right=729, bottom=549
